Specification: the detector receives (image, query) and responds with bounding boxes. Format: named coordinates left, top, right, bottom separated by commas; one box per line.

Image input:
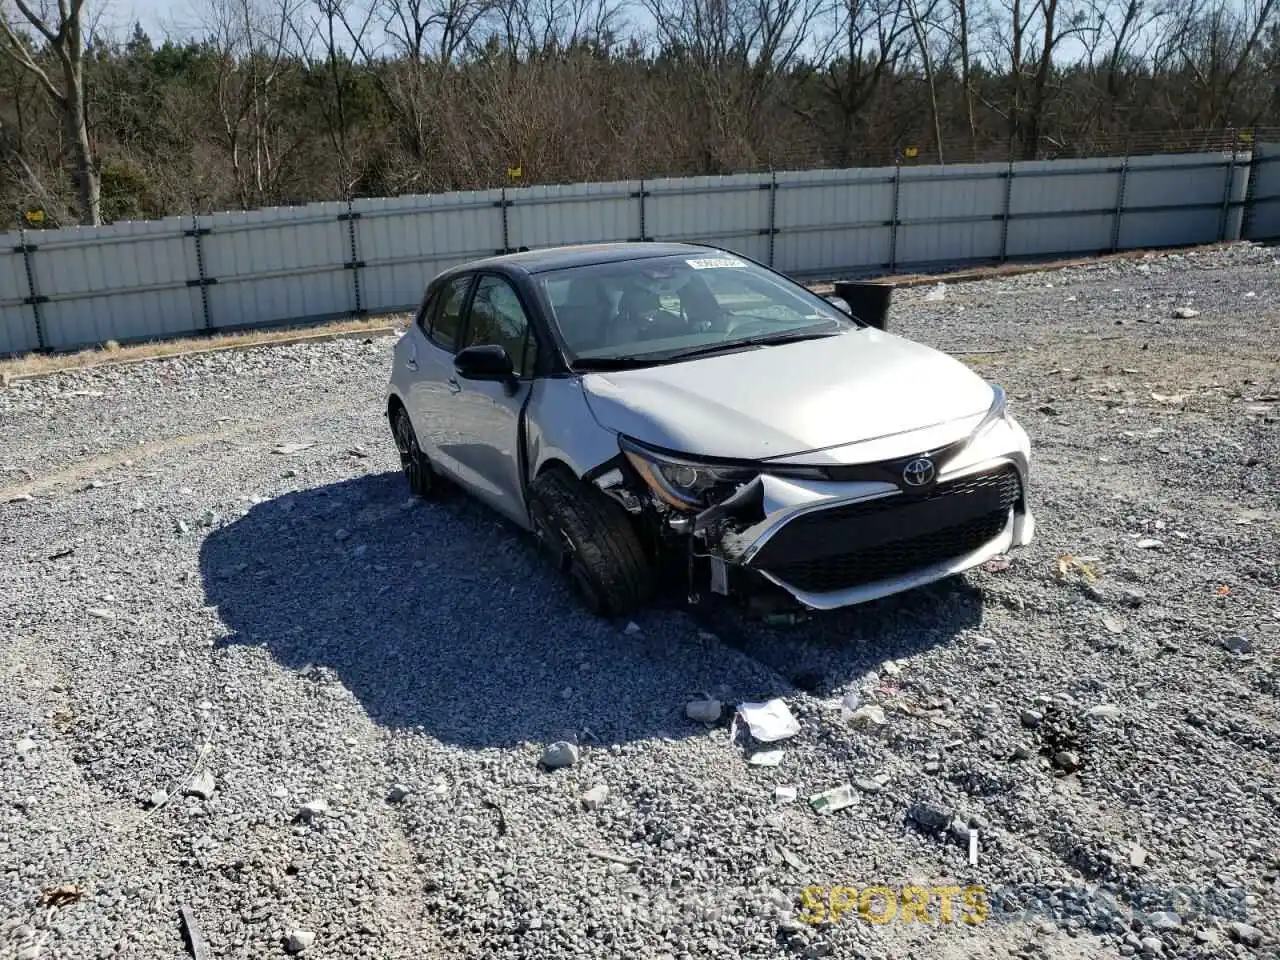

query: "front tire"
left=391, top=405, right=436, bottom=498
left=527, top=467, right=654, bottom=617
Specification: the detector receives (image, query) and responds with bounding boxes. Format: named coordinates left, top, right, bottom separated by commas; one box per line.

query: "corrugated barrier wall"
left=3, top=146, right=1274, bottom=355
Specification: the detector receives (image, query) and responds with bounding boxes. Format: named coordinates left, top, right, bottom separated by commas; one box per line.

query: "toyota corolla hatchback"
left=386, top=242, right=1034, bottom=617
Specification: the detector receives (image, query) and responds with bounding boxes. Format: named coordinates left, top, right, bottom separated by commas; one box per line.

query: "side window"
left=428, top=274, right=472, bottom=350
left=462, top=275, right=537, bottom=378
left=414, top=289, right=438, bottom=333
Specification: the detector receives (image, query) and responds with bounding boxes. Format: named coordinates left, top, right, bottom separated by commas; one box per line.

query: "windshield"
left=534, top=252, right=856, bottom=366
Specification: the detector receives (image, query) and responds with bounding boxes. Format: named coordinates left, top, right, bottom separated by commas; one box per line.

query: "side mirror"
left=825, top=295, right=854, bottom=317
left=454, top=343, right=514, bottom=382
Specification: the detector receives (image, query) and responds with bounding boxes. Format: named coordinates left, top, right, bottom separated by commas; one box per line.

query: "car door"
left=440, top=272, right=539, bottom=526
left=406, top=271, right=476, bottom=482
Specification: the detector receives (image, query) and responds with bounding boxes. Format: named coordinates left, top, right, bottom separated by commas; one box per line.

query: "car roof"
left=457, top=242, right=722, bottom=276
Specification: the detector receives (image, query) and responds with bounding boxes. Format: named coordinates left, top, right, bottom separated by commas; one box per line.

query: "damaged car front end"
left=592, top=383, right=1034, bottom=615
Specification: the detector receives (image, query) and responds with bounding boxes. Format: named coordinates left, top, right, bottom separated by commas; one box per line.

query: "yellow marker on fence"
left=507, top=166, right=523, bottom=179
left=24, top=209, right=45, bottom=226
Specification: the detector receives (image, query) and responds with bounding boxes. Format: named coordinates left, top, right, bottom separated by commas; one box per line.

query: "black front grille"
left=765, top=509, right=1010, bottom=594
left=748, top=466, right=1021, bottom=591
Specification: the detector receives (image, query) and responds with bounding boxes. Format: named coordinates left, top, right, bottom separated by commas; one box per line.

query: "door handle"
left=405, top=357, right=418, bottom=371
left=447, top=377, right=461, bottom=394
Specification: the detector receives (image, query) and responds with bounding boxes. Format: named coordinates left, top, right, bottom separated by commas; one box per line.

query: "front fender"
left=524, top=377, right=624, bottom=482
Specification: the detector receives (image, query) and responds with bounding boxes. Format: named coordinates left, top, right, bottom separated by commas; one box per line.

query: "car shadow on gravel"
left=200, top=471, right=984, bottom=747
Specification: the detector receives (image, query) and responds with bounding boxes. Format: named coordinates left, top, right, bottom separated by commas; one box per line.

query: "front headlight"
left=619, top=437, right=758, bottom=511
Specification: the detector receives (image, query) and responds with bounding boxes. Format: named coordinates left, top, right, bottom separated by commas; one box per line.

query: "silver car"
left=386, top=242, right=1035, bottom=617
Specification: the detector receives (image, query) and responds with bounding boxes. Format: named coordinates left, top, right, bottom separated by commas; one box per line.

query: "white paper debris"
left=748, top=749, right=785, bottom=767
left=736, top=699, right=800, bottom=743
left=774, top=785, right=797, bottom=803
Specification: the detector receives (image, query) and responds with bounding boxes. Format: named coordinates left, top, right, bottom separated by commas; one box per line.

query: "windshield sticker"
left=686, top=256, right=746, bottom=270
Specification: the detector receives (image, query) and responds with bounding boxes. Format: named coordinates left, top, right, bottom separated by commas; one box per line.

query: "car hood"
left=580, top=328, right=996, bottom=461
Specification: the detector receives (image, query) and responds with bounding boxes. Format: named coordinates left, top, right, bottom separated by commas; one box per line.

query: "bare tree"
left=808, top=0, right=913, bottom=165
left=0, top=0, right=101, bottom=224
left=643, top=0, right=826, bottom=169
left=903, top=0, right=946, bottom=162
left=199, top=0, right=298, bottom=207
left=1165, top=0, right=1279, bottom=129
left=288, top=0, right=376, bottom=197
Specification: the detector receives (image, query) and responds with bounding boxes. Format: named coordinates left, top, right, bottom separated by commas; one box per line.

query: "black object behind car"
left=833, top=280, right=893, bottom=330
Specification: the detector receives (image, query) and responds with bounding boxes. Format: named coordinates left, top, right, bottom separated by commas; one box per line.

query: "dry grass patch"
left=1, top=316, right=409, bottom=382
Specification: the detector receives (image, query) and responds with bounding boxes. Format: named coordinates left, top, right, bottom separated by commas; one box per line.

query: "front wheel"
left=391, top=405, right=437, bottom=498
left=527, top=467, right=654, bottom=617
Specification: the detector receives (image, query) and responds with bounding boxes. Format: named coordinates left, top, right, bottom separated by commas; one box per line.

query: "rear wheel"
left=391, top=405, right=436, bottom=498
left=527, top=466, right=654, bottom=617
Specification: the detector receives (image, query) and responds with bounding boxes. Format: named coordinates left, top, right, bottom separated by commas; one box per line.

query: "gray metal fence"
left=0, top=147, right=1262, bottom=355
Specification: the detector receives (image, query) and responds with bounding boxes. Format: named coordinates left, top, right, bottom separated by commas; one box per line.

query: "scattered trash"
left=1172, top=307, right=1200, bottom=319
left=774, top=786, right=797, bottom=803
left=1055, top=554, right=1098, bottom=583
left=809, top=784, right=857, bottom=813
left=86, top=607, right=116, bottom=620
left=685, top=698, right=722, bottom=724
left=184, top=769, right=216, bottom=800
left=1085, top=704, right=1122, bottom=720
left=40, top=884, right=82, bottom=907
left=1130, top=844, right=1149, bottom=868
left=747, top=749, right=785, bottom=767
left=272, top=442, right=316, bottom=455
left=179, top=904, right=211, bottom=960
left=848, top=704, right=887, bottom=729
left=581, top=784, right=610, bottom=810
left=294, top=798, right=329, bottom=822
left=1135, top=538, right=1164, bottom=550
left=984, top=555, right=1011, bottom=572
left=776, top=844, right=809, bottom=872
left=1150, top=392, right=1186, bottom=404
left=586, top=848, right=639, bottom=867
left=1216, top=585, right=1231, bottom=596
left=15, top=737, right=36, bottom=755
left=1102, top=616, right=1124, bottom=634
left=736, top=699, right=800, bottom=743
left=924, top=283, right=946, bottom=302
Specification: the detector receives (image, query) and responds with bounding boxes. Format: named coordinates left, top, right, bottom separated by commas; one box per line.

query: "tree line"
left=1, top=0, right=1277, bottom=228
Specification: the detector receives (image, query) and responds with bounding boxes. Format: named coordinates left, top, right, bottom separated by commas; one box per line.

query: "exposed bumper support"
left=693, top=454, right=1034, bottom=612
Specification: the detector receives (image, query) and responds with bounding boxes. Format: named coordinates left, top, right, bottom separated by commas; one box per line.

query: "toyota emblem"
left=902, top=457, right=936, bottom=487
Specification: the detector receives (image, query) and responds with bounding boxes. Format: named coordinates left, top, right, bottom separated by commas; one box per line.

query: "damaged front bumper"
left=690, top=454, right=1034, bottom=612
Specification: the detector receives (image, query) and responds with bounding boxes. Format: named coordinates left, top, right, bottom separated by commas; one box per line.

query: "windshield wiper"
left=571, top=355, right=667, bottom=371
left=659, top=328, right=845, bottom=362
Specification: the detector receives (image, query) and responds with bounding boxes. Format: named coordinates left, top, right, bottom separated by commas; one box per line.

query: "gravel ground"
left=1, top=243, right=1277, bottom=960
